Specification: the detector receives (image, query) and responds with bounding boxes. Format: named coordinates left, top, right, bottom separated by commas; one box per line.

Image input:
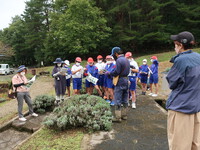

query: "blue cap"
left=111, top=47, right=121, bottom=56
left=53, top=58, right=64, bottom=64
left=17, top=65, right=27, bottom=73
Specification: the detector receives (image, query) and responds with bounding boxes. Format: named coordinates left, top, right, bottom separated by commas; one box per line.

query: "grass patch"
left=0, top=112, right=18, bottom=125
left=18, top=128, right=84, bottom=150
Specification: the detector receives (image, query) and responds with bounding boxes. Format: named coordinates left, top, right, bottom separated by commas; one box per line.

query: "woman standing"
left=12, top=65, right=38, bottom=121
left=52, top=58, right=66, bottom=104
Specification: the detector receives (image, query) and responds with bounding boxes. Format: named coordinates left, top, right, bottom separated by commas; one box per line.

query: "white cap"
left=143, top=59, right=147, bottom=62
left=64, top=60, right=70, bottom=66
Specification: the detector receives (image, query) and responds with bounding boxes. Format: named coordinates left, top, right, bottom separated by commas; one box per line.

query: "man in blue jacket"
left=109, top=47, right=130, bottom=122
left=166, top=31, right=200, bottom=150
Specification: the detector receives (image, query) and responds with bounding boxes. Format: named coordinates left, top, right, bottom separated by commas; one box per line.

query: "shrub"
left=43, top=94, right=112, bottom=131
left=33, top=95, right=55, bottom=113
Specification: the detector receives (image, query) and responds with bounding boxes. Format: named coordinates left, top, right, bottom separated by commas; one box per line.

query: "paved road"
left=87, top=91, right=168, bottom=150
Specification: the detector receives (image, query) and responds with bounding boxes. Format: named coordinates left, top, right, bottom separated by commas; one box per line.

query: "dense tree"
left=44, top=0, right=111, bottom=62
left=22, top=0, right=52, bottom=64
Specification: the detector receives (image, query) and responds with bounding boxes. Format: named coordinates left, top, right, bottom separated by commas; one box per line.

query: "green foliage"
left=44, top=0, right=111, bottom=62
left=33, top=95, right=55, bottom=113
left=43, top=94, right=112, bottom=131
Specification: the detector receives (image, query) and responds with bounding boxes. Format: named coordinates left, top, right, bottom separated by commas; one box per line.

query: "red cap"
left=75, top=57, right=82, bottom=62
left=97, top=55, right=103, bottom=59
left=125, top=52, right=132, bottom=58
left=87, top=57, right=94, bottom=63
left=151, top=56, right=157, bottom=60
left=106, top=55, right=112, bottom=59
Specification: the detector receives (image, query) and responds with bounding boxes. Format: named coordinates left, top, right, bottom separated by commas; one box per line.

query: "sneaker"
left=19, top=117, right=26, bottom=121
left=132, top=102, right=136, bottom=109
left=152, top=94, right=158, bottom=97
left=106, top=100, right=111, bottom=103
left=31, top=113, right=38, bottom=117
left=148, top=93, right=153, bottom=96
left=110, top=101, right=115, bottom=106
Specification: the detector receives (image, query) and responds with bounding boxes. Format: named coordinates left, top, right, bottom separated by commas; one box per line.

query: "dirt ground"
left=0, top=76, right=54, bottom=125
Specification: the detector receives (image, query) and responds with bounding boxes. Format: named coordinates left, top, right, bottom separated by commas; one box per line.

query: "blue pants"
left=104, top=76, right=114, bottom=89
left=66, top=78, right=71, bottom=87
left=97, top=74, right=105, bottom=86
left=73, top=78, right=82, bottom=90
left=85, top=79, right=94, bottom=88
left=140, top=75, right=148, bottom=84
left=114, top=77, right=129, bottom=107
left=129, top=76, right=137, bottom=91
left=149, top=74, right=158, bottom=84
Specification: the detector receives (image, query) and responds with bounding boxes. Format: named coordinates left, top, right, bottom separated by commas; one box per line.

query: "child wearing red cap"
left=95, top=55, right=106, bottom=95
left=148, top=56, right=159, bottom=97
left=104, top=55, right=116, bottom=105
left=125, top=52, right=139, bottom=109
left=84, top=57, right=102, bottom=96
left=71, top=57, right=83, bottom=95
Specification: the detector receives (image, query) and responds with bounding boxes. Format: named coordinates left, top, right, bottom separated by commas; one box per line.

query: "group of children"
left=52, top=52, right=159, bottom=109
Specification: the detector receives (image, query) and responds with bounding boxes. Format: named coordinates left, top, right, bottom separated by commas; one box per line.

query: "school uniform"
left=64, top=66, right=72, bottom=87
left=95, top=62, right=106, bottom=86
left=139, top=64, right=149, bottom=84
left=71, top=65, right=83, bottom=90
left=104, top=63, right=115, bottom=89
left=84, top=65, right=98, bottom=87
left=128, top=60, right=139, bottom=91
left=149, top=60, right=159, bottom=84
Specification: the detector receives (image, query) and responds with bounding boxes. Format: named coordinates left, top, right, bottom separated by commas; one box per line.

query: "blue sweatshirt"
left=139, top=65, right=149, bottom=76
left=85, top=65, right=98, bottom=78
left=166, top=50, right=200, bottom=114
left=150, top=60, right=159, bottom=74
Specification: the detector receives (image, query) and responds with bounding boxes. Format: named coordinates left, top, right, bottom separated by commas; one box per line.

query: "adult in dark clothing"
left=52, top=58, right=66, bottom=104
left=167, top=31, right=200, bottom=150
left=109, top=47, right=130, bottom=122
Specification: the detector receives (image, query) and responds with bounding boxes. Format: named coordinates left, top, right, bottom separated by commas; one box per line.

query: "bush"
left=33, top=95, right=55, bottom=113
left=43, top=94, right=112, bottom=131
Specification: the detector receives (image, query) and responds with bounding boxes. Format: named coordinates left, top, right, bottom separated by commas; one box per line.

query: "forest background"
left=0, top=0, right=199, bottom=66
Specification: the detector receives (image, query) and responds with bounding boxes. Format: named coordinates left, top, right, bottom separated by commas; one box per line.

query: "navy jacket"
left=110, top=55, right=130, bottom=77
left=166, top=50, right=200, bottom=114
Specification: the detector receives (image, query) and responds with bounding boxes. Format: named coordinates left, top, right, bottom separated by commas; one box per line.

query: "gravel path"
left=0, top=76, right=54, bottom=121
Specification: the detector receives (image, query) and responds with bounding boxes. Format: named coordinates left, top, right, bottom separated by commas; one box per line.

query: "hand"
left=28, top=80, right=33, bottom=84
left=105, top=71, right=110, bottom=75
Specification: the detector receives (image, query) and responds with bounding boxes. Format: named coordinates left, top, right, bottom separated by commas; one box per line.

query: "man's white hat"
left=64, top=60, right=70, bottom=66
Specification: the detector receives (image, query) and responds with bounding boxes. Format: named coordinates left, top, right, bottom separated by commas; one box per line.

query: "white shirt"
left=71, top=65, right=83, bottom=78
left=95, top=62, right=106, bottom=72
left=128, top=59, right=139, bottom=77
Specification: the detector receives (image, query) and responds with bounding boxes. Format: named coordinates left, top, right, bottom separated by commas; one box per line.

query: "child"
left=139, top=59, right=149, bottom=95
left=84, top=57, right=102, bottom=96
left=71, top=57, right=83, bottom=95
left=148, top=56, right=159, bottom=97
left=64, top=60, right=72, bottom=97
left=104, top=55, right=115, bottom=105
left=52, top=58, right=67, bottom=104
left=95, top=55, right=106, bottom=96
left=125, top=52, right=139, bottom=109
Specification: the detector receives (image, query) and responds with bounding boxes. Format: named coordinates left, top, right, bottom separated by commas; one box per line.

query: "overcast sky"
left=0, top=0, right=27, bottom=30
